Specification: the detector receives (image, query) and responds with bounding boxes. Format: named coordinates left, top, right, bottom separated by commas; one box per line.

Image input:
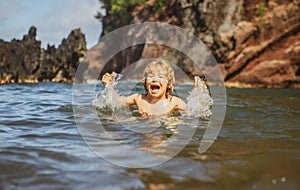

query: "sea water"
left=91, top=75, right=215, bottom=167
left=1, top=83, right=299, bottom=189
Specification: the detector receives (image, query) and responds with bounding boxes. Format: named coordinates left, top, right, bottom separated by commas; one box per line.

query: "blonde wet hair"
left=143, top=60, right=175, bottom=95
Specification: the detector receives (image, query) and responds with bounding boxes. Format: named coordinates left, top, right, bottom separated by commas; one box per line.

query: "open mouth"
left=150, top=84, right=161, bottom=93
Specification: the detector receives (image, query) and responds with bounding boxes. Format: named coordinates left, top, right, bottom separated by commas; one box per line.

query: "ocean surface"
left=0, top=82, right=299, bottom=190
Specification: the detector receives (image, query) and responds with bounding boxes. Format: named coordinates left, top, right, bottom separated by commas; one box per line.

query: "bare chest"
left=136, top=98, right=176, bottom=115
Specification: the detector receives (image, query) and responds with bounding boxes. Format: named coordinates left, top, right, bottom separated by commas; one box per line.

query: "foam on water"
left=184, top=76, right=213, bottom=118
left=94, top=74, right=213, bottom=117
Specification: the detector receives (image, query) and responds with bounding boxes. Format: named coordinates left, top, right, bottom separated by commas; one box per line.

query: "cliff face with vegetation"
left=0, top=26, right=87, bottom=84
left=92, top=0, right=300, bottom=88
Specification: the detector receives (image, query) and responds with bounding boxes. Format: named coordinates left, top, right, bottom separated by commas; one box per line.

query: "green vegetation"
left=95, top=0, right=146, bottom=19
left=109, top=0, right=147, bottom=14
left=95, top=0, right=169, bottom=35
left=95, top=0, right=168, bottom=20
left=156, top=0, right=167, bottom=14
left=257, top=2, right=266, bottom=18
left=257, top=2, right=266, bottom=23
left=95, top=0, right=148, bottom=34
left=240, top=5, right=245, bottom=18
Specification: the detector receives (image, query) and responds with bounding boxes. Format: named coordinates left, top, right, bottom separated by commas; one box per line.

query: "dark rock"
left=0, top=26, right=42, bottom=83
left=0, top=26, right=87, bottom=84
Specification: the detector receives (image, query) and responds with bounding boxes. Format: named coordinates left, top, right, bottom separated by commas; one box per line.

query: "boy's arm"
left=118, top=94, right=137, bottom=106
left=101, top=72, right=137, bottom=106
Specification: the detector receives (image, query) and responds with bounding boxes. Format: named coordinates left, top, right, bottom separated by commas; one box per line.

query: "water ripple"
left=1, top=83, right=299, bottom=189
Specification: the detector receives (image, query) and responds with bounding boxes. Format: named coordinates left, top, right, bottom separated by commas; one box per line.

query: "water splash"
left=94, top=74, right=213, bottom=118
left=184, top=76, right=213, bottom=118
left=94, top=72, right=123, bottom=110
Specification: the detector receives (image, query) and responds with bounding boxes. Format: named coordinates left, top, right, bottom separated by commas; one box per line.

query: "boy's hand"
left=101, top=73, right=114, bottom=86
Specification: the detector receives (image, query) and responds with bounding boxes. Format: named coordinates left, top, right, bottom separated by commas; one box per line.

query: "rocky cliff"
left=1, top=1, right=299, bottom=88
left=90, top=0, right=300, bottom=88
left=0, top=26, right=87, bottom=84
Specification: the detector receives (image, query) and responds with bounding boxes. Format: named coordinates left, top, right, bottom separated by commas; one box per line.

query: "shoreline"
left=2, top=79, right=300, bottom=89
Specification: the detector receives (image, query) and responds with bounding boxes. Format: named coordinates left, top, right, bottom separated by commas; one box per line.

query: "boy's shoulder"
left=129, top=93, right=145, bottom=100
left=170, top=95, right=185, bottom=104
left=170, top=95, right=186, bottom=111
left=170, top=95, right=183, bottom=100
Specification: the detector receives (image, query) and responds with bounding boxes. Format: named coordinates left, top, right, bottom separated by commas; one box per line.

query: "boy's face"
left=145, top=69, right=169, bottom=99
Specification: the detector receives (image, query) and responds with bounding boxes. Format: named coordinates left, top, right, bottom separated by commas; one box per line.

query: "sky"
left=0, top=0, right=105, bottom=49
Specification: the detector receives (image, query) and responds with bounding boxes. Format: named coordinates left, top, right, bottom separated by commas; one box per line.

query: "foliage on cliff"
left=95, top=0, right=169, bottom=35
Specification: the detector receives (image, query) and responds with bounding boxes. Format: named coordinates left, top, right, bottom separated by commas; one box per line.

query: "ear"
left=166, top=84, right=171, bottom=94
left=143, top=78, right=148, bottom=91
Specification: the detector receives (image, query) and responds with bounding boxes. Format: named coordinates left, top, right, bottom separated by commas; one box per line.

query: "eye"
left=160, top=76, right=168, bottom=81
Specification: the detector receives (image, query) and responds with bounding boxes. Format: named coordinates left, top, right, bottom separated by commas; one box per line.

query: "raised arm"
left=101, top=73, right=137, bottom=106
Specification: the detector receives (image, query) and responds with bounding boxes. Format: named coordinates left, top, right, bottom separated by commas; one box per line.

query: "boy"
left=102, top=60, right=196, bottom=117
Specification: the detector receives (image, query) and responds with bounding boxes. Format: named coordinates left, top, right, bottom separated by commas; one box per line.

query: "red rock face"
left=220, top=1, right=300, bottom=88
left=96, top=0, right=300, bottom=88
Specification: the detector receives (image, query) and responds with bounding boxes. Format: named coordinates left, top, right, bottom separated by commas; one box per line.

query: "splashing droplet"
left=94, top=72, right=123, bottom=110
left=184, top=76, right=213, bottom=118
